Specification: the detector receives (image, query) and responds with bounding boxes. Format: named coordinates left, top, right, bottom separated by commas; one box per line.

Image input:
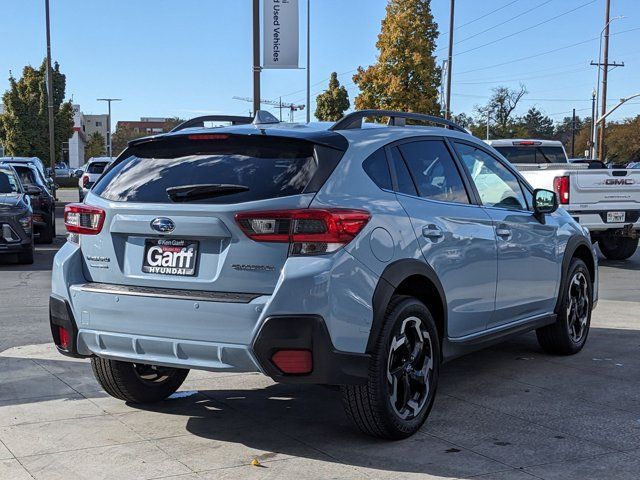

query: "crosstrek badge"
left=142, top=238, right=199, bottom=276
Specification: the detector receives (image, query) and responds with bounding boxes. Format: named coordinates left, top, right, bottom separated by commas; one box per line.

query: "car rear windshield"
left=494, top=146, right=567, bottom=164
left=92, top=135, right=319, bottom=204
left=14, top=166, right=37, bottom=186
left=87, top=162, right=109, bottom=174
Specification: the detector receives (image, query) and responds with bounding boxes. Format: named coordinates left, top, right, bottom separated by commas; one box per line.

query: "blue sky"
left=1, top=0, right=638, bottom=125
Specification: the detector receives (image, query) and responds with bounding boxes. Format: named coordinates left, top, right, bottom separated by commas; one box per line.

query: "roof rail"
left=170, top=115, right=253, bottom=132
left=330, top=109, right=467, bottom=133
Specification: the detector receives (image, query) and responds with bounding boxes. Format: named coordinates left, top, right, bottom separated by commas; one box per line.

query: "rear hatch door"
left=80, top=132, right=343, bottom=294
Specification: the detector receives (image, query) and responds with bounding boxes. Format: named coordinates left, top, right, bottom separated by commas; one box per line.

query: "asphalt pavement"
left=1, top=191, right=639, bottom=479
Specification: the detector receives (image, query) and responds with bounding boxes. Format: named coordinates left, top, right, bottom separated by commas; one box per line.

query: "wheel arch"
left=368, top=259, right=447, bottom=355
left=555, top=235, right=596, bottom=313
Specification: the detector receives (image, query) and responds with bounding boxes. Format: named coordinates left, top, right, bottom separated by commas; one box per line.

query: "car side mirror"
left=533, top=189, right=558, bottom=216
left=74, top=169, right=83, bottom=178
left=26, top=185, right=42, bottom=196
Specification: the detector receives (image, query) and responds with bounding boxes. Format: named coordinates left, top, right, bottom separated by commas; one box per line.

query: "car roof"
left=128, top=121, right=482, bottom=154
left=87, top=157, right=113, bottom=163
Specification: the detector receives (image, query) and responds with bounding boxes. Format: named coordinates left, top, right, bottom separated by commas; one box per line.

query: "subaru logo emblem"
left=150, top=217, right=175, bottom=234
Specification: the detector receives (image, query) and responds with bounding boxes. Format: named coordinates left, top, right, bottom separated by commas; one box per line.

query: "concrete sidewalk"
left=1, top=299, right=640, bottom=480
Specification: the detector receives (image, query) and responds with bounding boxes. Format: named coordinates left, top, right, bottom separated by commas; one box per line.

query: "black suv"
left=0, top=166, right=35, bottom=264
left=6, top=162, right=56, bottom=243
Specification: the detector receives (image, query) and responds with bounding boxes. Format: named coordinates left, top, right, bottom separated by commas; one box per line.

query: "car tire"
left=17, top=242, right=35, bottom=265
left=38, top=217, right=54, bottom=244
left=598, top=236, right=638, bottom=261
left=341, top=295, right=440, bottom=439
left=91, top=357, right=189, bottom=403
left=536, top=258, right=592, bottom=355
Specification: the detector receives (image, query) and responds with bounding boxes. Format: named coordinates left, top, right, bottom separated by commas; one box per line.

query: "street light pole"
left=444, top=0, right=455, bottom=120
left=486, top=110, right=491, bottom=141
left=97, top=98, right=121, bottom=158
left=306, top=0, right=311, bottom=123
left=252, top=0, right=261, bottom=117
left=44, top=0, right=56, bottom=181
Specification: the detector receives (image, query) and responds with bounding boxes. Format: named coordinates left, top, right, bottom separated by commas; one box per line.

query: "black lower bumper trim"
left=252, top=315, right=370, bottom=385
left=49, top=294, right=90, bottom=358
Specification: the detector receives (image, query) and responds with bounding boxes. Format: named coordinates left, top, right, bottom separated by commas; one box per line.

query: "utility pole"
left=486, top=110, right=491, bottom=141
left=44, top=0, right=56, bottom=181
left=591, top=4, right=624, bottom=161
left=571, top=108, right=576, bottom=158
left=589, top=90, right=596, bottom=158
left=444, top=0, right=455, bottom=120
left=306, top=0, right=311, bottom=123
left=252, top=0, right=261, bottom=117
left=97, top=98, right=121, bottom=158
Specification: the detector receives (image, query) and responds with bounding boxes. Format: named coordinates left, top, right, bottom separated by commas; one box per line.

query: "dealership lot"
left=1, top=191, right=639, bottom=480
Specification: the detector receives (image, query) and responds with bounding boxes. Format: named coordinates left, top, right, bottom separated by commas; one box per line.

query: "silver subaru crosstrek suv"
left=50, top=110, right=598, bottom=439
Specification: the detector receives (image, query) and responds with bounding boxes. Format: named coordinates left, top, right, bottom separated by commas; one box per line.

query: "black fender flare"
left=554, top=235, right=596, bottom=313
left=367, top=258, right=447, bottom=354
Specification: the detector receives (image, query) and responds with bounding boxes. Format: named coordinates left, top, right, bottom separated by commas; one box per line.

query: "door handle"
left=496, top=225, right=512, bottom=239
left=422, top=225, right=444, bottom=240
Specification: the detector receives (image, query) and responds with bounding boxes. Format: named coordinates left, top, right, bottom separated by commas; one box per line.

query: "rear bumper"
left=49, top=294, right=369, bottom=384
left=567, top=209, right=640, bottom=232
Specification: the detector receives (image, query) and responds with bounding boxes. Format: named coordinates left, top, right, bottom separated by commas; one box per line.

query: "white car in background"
left=79, top=157, right=112, bottom=202
left=487, top=139, right=640, bottom=261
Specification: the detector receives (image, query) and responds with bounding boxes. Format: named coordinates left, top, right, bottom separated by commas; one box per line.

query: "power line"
left=437, top=0, right=553, bottom=52
left=279, top=69, right=357, bottom=99
left=440, top=0, right=522, bottom=37
left=455, top=65, right=588, bottom=85
left=456, top=26, right=640, bottom=75
left=455, top=0, right=597, bottom=56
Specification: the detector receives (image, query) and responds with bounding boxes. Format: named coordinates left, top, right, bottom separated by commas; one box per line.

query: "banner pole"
left=306, top=0, right=311, bottom=123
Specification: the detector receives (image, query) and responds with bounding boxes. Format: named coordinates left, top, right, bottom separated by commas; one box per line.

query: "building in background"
left=83, top=114, right=109, bottom=149
left=66, top=104, right=86, bottom=169
left=115, top=117, right=175, bottom=136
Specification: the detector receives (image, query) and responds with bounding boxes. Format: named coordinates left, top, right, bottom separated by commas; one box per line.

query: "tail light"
left=64, top=203, right=105, bottom=235
left=82, top=175, right=89, bottom=188
left=271, top=350, right=313, bottom=374
left=553, top=176, right=570, bottom=204
left=235, top=209, right=370, bottom=256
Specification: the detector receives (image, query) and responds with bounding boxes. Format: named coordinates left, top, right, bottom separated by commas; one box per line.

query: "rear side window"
left=398, top=140, right=469, bottom=204
left=14, top=167, right=36, bottom=186
left=362, top=149, right=392, bottom=190
left=495, top=146, right=567, bottom=164
left=93, top=136, right=320, bottom=204
left=87, top=162, right=109, bottom=174
left=390, top=147, right=418, bottom=196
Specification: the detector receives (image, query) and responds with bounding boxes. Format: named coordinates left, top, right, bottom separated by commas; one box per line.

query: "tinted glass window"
left=455, top=143, right=527, bottom=210
left=14, top=167, right=37, bottom=186
left=363, top=148, right=392, bottom=190
left=390, top=147, right=417, bottom=196
left=93, top=137, right=317, bottom=204
left=398, top=141, right=469, bottom=204
left=87, top=162, right=109, bottom=174
left=0, top=171, right=20, bottom=194
left=495, top=146, right=567, bottom=164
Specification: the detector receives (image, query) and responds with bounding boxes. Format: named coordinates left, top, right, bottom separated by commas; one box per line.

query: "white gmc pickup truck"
left=488, top=139, right=640, bottom=261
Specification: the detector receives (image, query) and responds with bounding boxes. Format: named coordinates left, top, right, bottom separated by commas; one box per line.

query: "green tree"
left=519, top=107, right=554, bottom=139
left=84, top=131, right=106, bottom=161
left=353, top=0, right=440, bottom=115
left=0, top=60, right=74, bottom=165
left=554, top=115, right=586, bottom=156
left=475, top=84, right=527, bottom=138
left=603, top=116, right=640, bottom=164
left=315, top=72, right=350, bottom=121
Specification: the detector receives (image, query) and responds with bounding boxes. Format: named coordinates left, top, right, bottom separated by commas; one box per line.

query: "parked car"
left=487, top=139, right=640, bottom=260
left=0, top=165, right=34, bottom=264
left=51, top=111, right=597, bottom=439
left=627, top=161, right=640, bottom=169
left=2, top=162, right=56, bottom=243
left=79, top=157, right=112, bottom=201
left=0, top=156, right=56, bottom=195
left=55, top=162, right=71, bottom=178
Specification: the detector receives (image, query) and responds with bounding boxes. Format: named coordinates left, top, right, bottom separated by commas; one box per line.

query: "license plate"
left=142, top=238, right=199, bottom=276
left=607, top=211, right=625, bottom=223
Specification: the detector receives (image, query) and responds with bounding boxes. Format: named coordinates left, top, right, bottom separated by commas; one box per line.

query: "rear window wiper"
left=166, top=184, right=250, bottom=202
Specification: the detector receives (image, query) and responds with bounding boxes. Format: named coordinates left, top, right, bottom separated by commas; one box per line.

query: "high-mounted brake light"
left=235, top=209, right=370, bottom=256
left=187, top=134, right=230, bottom=141
left=553, top=176, right=570, bottom=204
left=64, top=204, right=106, bottom=235
left=513, top=140, right=542, bottom=146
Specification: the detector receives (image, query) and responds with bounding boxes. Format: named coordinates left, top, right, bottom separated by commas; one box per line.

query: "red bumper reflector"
left=271, top=350, right=313, bottom=374
left=58, top=326, right=70, bottom=350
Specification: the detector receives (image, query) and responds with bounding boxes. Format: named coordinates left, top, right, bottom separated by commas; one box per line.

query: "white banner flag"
left=263, top=0, right=299, bottom=69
